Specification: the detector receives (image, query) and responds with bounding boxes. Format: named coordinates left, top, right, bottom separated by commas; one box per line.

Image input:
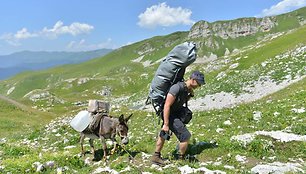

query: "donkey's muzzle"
left=121, top=137, right=129, bottom=145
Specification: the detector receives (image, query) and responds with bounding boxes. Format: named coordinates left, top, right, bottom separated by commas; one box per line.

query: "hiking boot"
left=151, top=153, right=165, bottom=167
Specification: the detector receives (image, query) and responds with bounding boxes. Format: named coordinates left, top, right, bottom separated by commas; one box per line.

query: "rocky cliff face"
left=188, top=17, right=277, bottom=40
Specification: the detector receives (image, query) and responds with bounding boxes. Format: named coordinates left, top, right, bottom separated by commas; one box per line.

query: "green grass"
left=0, top=8, right=306, bottom=173
left=0, top=99, right=55, bottom=138
left=238, top=25, right=306, bottom=70
left=1, top=77, right=304, bottom=173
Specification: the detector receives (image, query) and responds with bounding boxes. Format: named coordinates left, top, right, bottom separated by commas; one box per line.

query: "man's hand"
left=162, top=124, right=169, bottom=132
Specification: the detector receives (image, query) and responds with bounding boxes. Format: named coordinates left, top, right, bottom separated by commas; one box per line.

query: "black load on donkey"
left=70, top=100, right=132, bottom=160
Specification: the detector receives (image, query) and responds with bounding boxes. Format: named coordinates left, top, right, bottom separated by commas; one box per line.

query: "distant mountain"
left=0, top=49, right=112, bottom=80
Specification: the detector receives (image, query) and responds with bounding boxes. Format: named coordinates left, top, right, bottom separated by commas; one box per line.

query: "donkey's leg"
left=99, top=136, right=107, bottom=160
left=110, top=142, right=117, bottom=155
left=80, top=133, right=86, bottom=156
left=89, top=139, right=95, bottom=155
left=110, top=135, right=117, bottom=155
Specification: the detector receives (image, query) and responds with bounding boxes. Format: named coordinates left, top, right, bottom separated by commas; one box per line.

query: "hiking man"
left=151, top=70, right=205, bottom=166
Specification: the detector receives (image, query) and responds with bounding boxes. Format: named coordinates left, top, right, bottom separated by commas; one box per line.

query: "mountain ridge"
left=0, top=48, right=113, bottom=80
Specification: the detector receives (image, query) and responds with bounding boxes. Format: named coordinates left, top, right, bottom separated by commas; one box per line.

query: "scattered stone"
left=93, top=167, right=118, bottom=174
left=251, top=162, right=304, bottom=174
left=0, top=138, right=7, bottom=144
left=235, top=155, right=247, bottom=163
left=223, top=120, right=232, bottom=125
left=229, top=63, right=239, bottom=69
left=224, top=165, right=235, bottom=170
left=216, top=128, right=224, bottom=133
left=291, top=107, right=305, bottom=113
left=253, top=111, right=262, bottom=121
left=273, top=112, right=280, bottom=116
left=231, top=130, right=306, bottom=146
left=7, top=86, right=15, bottom=95
left=45, top=161, right=55, bottom=168
left=64, top=145, right=76, bottom=149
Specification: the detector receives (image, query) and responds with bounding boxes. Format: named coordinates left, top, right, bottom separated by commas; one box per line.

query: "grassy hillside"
left=0, top=97, right=55, bottom=138
left=0, top=77, right=304, bottom=173
left=188, top=7, right=306, bottom=57
left=0, top=7, right=305, bottom=174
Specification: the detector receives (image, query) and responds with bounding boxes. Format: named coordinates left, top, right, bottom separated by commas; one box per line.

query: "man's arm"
left=162, top=93, right=176, bottom=132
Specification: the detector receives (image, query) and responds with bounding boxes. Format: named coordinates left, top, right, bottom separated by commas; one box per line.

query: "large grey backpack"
left=147, top=42, right=197, bottom=110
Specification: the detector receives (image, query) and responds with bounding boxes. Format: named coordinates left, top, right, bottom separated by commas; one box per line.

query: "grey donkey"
left=80, top=114, right=132, bottom=160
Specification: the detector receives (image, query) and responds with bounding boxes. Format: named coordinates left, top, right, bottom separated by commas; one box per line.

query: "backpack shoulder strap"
left=175, top=82, right=189, bottom=107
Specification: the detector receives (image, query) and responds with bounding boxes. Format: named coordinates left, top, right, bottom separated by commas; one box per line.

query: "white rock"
left=84, top=157, right=91, bottom=165
left=255, top=131, right=306, bottom=142
left=131, top=55, right=144, bottom=63
left=216, top=71, right=227, bottom=80
left=273, top=112, right=280, bottom=116
left=253, top=111, right=262, bottom=121
left=231, top=133, right=255, bottom=146
left=224, top=165, right=235, bottom=170
left=64, top=145, right=76, bottom=149
left=93, top=167, right=119, bottom=174
left=235, top=155, right=247, bottom=163
left=261, top=62, right=267, bottom=67
left=251, top=162, right=304, bottom=174
left=216, top=128, right=224, bottom=133
left=56, top=167, right=63, bottom=174
left=7, top=86, right=15, bottom=95
left=178, top=165, right=194, bottom=174
left=223, top=120, right=232, bottom=125
left=291, top=107, right=305, bottom=113
left=213, top=161, right=222, bottom=166
left=141, top=152, right=151, bottom=160
left=45, top=161, right=55, bottom=168
left=229, top=63, right=239, bottom=69
left=231, top=130, right=306, bottom=146
left=195, top=166, right=226, bottom=174
left=37, top=164, right=45, bottom=172
left=120, top=166, right=131, bottom=173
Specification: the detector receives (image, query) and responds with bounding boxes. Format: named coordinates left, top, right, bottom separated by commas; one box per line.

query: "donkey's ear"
left=119, top=114, right=124, bottom=122
left=125, top=113, right=133, bottom=122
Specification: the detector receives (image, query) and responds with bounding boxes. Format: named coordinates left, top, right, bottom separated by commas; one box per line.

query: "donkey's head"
left=116, top=113, right=132, bottom=145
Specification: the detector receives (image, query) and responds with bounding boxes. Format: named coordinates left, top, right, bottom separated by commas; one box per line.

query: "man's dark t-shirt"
left=167, top=82, right=189, bottom=113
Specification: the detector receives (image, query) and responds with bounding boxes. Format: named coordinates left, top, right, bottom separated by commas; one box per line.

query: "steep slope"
left=189, top=6, right=306, bottom=57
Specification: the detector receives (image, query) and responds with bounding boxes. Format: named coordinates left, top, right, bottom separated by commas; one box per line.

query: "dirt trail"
left=0, top=95, right=55, bottom=117
left=0, top=94, right=30, bottom=111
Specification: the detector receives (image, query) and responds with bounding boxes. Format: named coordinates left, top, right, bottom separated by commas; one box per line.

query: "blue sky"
left=0, top=0, right=305, bottom=55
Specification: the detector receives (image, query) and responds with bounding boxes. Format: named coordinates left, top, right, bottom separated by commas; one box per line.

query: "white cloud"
left=42, top=21, right=94, bottom=38
left=0, top=28, right=38, bottom=46
left=0, top=21, right=94, bottom=46
left=0, top=33, right=20, bottom=46
left=138, top=2, right=194, bottom=29
left=14, top=28, right=38, bottom=39
left=66, top=38, right=116, bottom=51
left=258, top=0, right=306, bottom=17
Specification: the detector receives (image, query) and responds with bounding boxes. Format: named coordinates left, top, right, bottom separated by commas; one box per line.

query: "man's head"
left=189, top=70, right=205, bottom=88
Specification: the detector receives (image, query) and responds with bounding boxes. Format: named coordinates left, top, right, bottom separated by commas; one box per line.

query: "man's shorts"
left=169, top=117, right=191, bottom=142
